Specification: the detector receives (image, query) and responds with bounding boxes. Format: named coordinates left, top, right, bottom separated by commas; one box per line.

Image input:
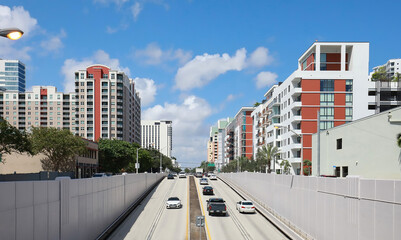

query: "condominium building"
left=0, top=86, right=76, bottom=132
left=261, top=42, right=373, bottom=175
left=0, top=59, right=25, bottom=92
left=74, top=65, right=141, bottom=144
left=141, top=120, right=172, bottom=158
left=368, top=59, right=401, bottom=113
left=208, top=118, right=233, bottom=170
left=224, top=107, right=255, bottom=162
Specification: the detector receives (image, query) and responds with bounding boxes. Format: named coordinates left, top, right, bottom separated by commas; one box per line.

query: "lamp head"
left=0, top=28, right=24, bottom=40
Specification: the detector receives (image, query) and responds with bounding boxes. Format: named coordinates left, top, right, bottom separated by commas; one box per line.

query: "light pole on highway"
left=0, top=28, right=24, bottom=40
left=136, top=147, right=142, bottom=174
left=275, top=125, right=303, bottom=175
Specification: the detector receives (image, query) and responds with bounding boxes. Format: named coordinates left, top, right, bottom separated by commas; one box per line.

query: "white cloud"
left=61, top=50, right=130, bottom=92
left=174, top=46, right=274, bottom=91
left=134, top=42, right=192, bottom=65
left=133, top=77, right=157, bottom=106
left=174, top=48, right=247, bottom=91
left=143, top=95, right=212, bottom=165
left=226, top=93, right=242, bottom=102
left=131, top=2, right=143, bottom=21
left=93, top=0, right=129, bottom=6
left=247, top=47, right=274, bottom=67
left=40, top=30, right=66, bottom=53
left=255, top=71, right=278, bottom=89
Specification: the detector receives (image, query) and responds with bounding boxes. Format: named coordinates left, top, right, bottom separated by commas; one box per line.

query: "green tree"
left=279, top=160, right=292, bottom=175
left=184, top=168, right=191, bottom=173
left=371, top=66, right=388, bottom=82
left=256, top=144, right=279, bottom=173
left=0, top=119, right=32, bottom=163
left=303, top=159, right=312, bottom=176
left=30, top=127, right=86, bottom=172
left=98, top=139, right=135, bottom=173
left=254, top=102, right=260, bottom=107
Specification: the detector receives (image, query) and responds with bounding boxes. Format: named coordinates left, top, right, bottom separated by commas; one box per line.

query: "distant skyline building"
left=0, top=59, right=25, bottom=92
left=141, top=120, right=173, bottom=158
left=74, top=65, right=141, bottom=144
left=228, top=107, right=255, bottom=161
left=368, top=59, right=401, bottom=113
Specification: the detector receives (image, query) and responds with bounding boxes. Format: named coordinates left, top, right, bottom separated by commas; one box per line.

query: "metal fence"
left=219, top=172, right=401, bottom=240
left=0, top=173, right=164, bottom=240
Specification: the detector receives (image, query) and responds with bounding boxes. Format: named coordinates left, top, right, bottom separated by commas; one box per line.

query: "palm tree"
left=256, top=144, right=279, bottom=173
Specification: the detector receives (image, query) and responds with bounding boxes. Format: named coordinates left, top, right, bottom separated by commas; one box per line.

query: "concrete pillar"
left=341, top=44, right=346, bottom=71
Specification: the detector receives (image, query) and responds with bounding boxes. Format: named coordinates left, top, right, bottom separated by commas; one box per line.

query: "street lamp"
left=275, top=125, right=303, bottom=175
left=0, top=28, right=24, bottom=40
left=136, top=148, right=142, bottom=174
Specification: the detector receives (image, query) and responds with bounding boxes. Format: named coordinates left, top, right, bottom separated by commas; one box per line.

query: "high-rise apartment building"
left=225, top=107, right=255, bottom=162
left=207, top=126, right=218, bottom=163
left=208, top=118, right=233, bottom=170
left=0, top=86, right=76, bottom=132
left=368, top=59, right=401, bottom=113
left=74, top=65, right=141, bottom=144
left=0, top=59, right=25, bottom=92
left=259, top=42, right=373, bottom=175
left=141, top=120, right=172, bottom=158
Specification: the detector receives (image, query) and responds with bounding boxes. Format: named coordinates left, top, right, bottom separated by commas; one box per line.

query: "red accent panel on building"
left=302, top=93, right=320, bottom=106
left=303, top=149, right=312, bottom=163
left=306, top=54, right=315, bottom=70
left=301, top=79, right=320, bottom=91
left=334, top=79, right=346, bottom=91
left=334, top=107, right=345, bottom=120
left=87, top=66, right=110, bottom=141
left=302, top=107, right=320, bottom=120
left=326, top=53, right=341, bottom=71
left=334, top=121, right=346, bottom=127
left=40, top=89, right=47, bottom=96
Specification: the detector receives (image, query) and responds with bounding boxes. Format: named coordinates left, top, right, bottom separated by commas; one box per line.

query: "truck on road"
left=195, top=168, right=203, bottom=178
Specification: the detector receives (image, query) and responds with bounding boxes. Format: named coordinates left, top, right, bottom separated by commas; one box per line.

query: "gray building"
left=0, top=59, right=25, bottom=92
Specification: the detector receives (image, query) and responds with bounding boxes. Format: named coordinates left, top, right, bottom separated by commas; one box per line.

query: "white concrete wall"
left=0, top=173, right=164, bottom=240
left=220, top=172, right=401, bottom=240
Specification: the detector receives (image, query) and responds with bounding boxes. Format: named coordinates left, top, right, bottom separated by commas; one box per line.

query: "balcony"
left=291, top=101, right=302, bottom=109
left=291, top=87, right=302, bottom=97
left=292, top=115, right=302, bottom=122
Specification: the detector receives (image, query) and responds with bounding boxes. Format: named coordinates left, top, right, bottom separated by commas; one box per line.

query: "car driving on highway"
left=178, top=171, right=186, bottom=178
left=167, top=174, right=174, bottom=179
left=209, top=174, right=217, bottom=180
left=166, top=197, right=182, bottom=209
left=236, top=200, right=256, bottom=213
left=202, top=186, right=214, bottom=195
left=199, top=178, right=208, bottom=185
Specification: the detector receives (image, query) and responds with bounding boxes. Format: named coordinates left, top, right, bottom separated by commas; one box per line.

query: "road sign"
left=135, top=163, right=140, bottom=169
left=196, top=216, right=205, bottom=227
left=207, top=163, right=215, bottom=167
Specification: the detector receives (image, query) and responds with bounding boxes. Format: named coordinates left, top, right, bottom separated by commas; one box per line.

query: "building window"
left=320, top=121, right=334, bottom=130
left=320, top=107, right=334, bottom=120
left=80, top=82, right=84, bottom=86
left=111, top=73, right=115, bottom=79
left=320, top=53, right=327, bottom=70
left=88, top=74, right=94, bottom=79
left=337, top=138, right=342, bottom=149
left=320, top=93, right=334, bottom=106
left=345, top=94, right=353, bottom=106
left=346, top=80, right=353, bottom=92
left=80, top=73, right=84, bottom=79
left=320, top=79, right=334, bottom=91
left=345, top=108, right=352, bottom=120
left=103, top=74, right=108, bottom=79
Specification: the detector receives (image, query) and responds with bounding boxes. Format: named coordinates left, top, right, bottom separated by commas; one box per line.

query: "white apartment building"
left=261, top=42, right=374, bottom=175
left=141, top=120, right=172, bottom=158
left=74, top=65, right=141, bottom=144
left=208, top=118, right=233, bottom=170
left=368, top=59, right=401, bottom=113
left=0, top=59, right=25, bottom=92
left=0, top=86, right=76, bottom=132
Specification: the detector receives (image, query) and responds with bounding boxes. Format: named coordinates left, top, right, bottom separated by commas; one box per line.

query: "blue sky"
left=1, top=0, right=401, bottom=168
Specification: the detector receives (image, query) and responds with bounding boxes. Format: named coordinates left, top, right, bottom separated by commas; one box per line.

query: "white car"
left=209, top=174, right=217, bottom=180
left=178, top=172, right=186, bottom=178
left=166, top=197, right=182, bottom=209
left=199, top=178, right=208, bottom=185
left=236, top=200, right=256, bottom=213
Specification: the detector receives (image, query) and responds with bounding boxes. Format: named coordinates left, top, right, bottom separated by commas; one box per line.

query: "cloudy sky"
left=1, top=0, right=401, bottom=168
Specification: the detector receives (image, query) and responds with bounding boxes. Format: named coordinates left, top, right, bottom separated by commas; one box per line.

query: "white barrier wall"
left=220, top=173, right=401, bottom=240
left=0, top=173, right=164, bottom=240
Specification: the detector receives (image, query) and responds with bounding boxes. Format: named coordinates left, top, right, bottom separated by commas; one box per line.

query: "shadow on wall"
left=0, top=171, right=74, bottom=181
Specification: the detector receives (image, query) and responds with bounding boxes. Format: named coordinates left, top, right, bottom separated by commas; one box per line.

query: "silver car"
left=236, top=200, right=256, bottom=213
left=200, top=178, right=208, bottom=185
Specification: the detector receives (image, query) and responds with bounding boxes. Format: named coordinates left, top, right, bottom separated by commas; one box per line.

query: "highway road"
left=196, top=177, right=288, bottom=240
left=108, top=175, right=288, bottom=240
left=108, top=176, right=189, bottom=240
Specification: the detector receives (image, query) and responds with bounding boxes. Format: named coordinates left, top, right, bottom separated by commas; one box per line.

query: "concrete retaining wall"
left=220, top=173, right=401, bottom=240
left=0, top=173, right=164, bottom=240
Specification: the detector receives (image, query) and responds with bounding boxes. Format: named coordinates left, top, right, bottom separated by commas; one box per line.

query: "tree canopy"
left=30, top=127, right=86, bottom=172
left=256, top=144, right=279, bottom=173
left=0, top=119, right=32, bottom=161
